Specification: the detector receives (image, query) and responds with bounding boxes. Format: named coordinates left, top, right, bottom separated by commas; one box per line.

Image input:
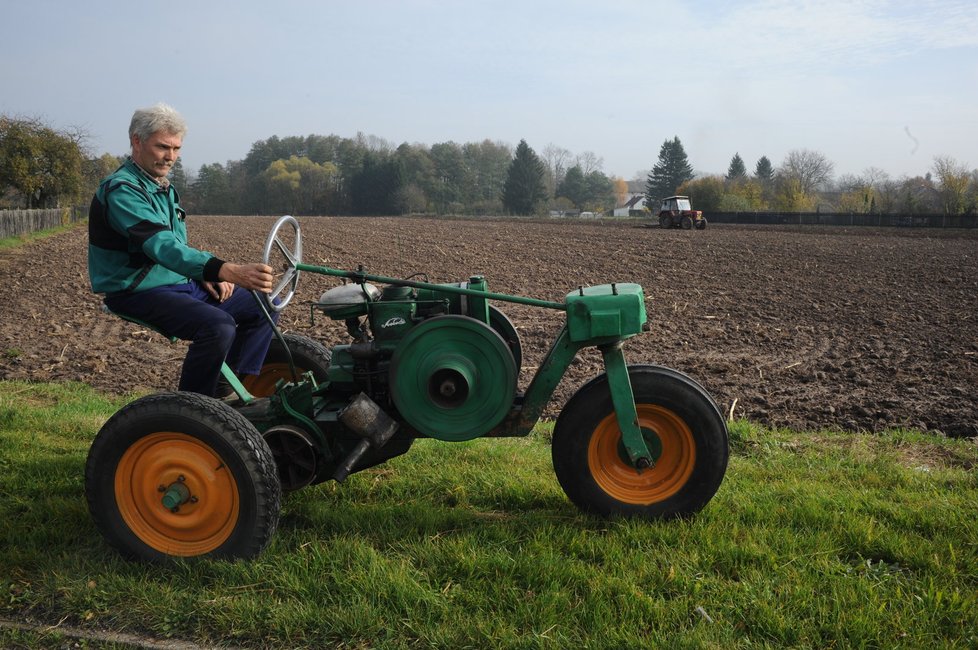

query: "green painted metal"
left=274, top=260, right=654, bottom=473
left=219, top=364, right=255, bottom=403
left=296, top=263, right=567, bottom=311
left=390, top=316, right=517, bottom=441
left=161, top=481, right=190, bottom=510
left=600, top=343, right=653, bottom=467
left=496, top=324, right=581, bottom=438
left=565, top=283, right=647, bottom=343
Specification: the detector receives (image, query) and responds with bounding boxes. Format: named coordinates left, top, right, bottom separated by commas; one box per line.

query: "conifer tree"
left=726, top=152, right=747, bottom=181
left=502, top=139, right=547, bottom=215
left=644, top=137, right=694, bottom=205
left=754, top=156, right=774, bottom=184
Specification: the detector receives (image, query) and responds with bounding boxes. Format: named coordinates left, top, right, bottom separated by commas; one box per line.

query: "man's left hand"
left=204, top=280, right=235, bottom=302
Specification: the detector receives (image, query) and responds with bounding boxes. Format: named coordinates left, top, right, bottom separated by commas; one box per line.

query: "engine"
left=315, top=276, right=520, bottom=442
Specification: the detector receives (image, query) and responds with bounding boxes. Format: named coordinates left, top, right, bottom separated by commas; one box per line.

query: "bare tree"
left=575, top=150, right=603, bottom=176
left=542, top=143, right=572, bottom=197
left=932, top=155, right=971, bottom=215
left=777, top=149, right=834, bottom=195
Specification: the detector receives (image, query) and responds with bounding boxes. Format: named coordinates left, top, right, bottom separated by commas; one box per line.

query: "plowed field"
left=3, top=216, right=977, bottom=437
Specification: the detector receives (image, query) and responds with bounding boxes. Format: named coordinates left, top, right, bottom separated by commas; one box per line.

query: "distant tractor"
left=657, top=196, right=706, bottom=230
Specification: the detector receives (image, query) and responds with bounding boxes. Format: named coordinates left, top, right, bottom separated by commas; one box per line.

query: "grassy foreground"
left=1, top=380, right=976, bottom=649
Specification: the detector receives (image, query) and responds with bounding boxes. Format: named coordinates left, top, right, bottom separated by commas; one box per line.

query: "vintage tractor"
left=86, top=216, right=728, bottom=561
left=657, top=195, right=707, bottom=230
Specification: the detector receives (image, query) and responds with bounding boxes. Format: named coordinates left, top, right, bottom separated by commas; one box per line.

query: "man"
left=88, top=103, right=277, bottom=398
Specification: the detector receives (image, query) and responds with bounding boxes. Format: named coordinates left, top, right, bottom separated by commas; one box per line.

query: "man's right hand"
left=218, top=262, right=275, bottom=293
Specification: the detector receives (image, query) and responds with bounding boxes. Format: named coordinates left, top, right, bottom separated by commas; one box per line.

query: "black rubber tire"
left=488, top=304, right=523, bottom=370
left=659, top=214, right=672, bottom=229
left=681, top=216, right=693, bottom=230
left=243, top=332, right=332, bottom=397
left=552, top=365, right=728, bottom=519
left=85, top=392, right=281, bottom=561
left=695, top=219, right=707, bottom=230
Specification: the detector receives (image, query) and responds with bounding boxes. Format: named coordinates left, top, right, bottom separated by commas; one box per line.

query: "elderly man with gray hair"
left=88, top=103, right=277, bottom=398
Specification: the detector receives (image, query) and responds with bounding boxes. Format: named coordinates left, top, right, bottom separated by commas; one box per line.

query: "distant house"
left=613, top=193, right=648, bottom=217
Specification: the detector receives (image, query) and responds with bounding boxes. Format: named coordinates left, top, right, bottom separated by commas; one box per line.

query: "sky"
left=2, top=0, right=977, bottom=182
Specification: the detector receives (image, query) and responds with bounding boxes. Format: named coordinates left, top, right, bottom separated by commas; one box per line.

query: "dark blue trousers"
left=105, top=281, right=278, bottom=397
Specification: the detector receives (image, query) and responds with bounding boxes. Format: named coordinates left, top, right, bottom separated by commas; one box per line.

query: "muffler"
left=333, top=393, right=399, bottom=482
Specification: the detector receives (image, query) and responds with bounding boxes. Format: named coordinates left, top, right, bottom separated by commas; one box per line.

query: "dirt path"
left=2, top=216, right=977, bottom=436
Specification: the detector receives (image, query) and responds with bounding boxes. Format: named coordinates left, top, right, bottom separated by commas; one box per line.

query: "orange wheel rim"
left=115, top=432, right=239, bottom=557
left=587, top=404, right=696, bottom=504
left=242, top=363, right=295, bottom=397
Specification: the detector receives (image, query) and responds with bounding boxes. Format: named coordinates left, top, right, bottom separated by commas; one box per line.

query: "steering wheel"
left=262, top=215, right=302, bottom=312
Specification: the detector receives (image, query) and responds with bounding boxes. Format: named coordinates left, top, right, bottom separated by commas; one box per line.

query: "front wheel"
left=552, top=365, right=728, bottom=519
left=85, top=392, right=281, bottom=561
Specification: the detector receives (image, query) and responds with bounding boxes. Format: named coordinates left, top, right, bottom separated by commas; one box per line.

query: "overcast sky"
left=3, top=0, right=976, bottom=182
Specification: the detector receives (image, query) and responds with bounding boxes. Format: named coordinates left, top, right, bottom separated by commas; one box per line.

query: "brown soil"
left=3, top=216, right=977, bottom=437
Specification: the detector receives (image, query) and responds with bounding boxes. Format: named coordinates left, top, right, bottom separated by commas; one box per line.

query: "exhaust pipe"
left=333, top=393, right=399, bottom=482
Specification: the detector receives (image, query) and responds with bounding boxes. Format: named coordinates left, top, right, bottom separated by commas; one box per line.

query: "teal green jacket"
left=87, top=158, right=224, bottom=294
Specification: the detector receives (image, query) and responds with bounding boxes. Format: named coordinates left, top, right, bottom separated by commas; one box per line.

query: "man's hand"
left=218, top=262, right=275, bottom=293
left=203, top=280, right=235, bottom=302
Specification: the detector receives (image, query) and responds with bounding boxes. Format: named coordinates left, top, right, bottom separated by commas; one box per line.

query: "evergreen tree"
left=726, top=152, right=747, bottom=181
left=644, top=137, right=694, bottom=204
left=754, top=156, right=774, bottom=184
left=502, top=139, right=547, bottom=215
left=556, top=165, right=587, bottom=208
left=350, top=152, right=404, bottom=215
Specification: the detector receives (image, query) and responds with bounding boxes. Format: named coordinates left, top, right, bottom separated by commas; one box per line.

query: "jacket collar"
left=125, top=156, right=171, bottom=190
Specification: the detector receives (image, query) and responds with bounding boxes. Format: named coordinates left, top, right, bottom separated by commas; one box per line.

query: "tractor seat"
left=101, top=304, right=178, bottom=342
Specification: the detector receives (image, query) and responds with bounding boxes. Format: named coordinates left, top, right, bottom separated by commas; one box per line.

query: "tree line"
left=643, top=137, right=978, bottom=216
left=2, top=113, right=975, bottom=216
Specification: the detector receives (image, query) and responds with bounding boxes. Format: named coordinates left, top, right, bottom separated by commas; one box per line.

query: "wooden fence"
left=706, top=211, right=978, bottom=228
left=0, top=207, right=85, bottom=239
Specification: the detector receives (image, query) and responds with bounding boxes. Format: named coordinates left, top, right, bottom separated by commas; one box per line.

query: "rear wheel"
left=681, top=216, right=693, bottom=229
left=552, top=365, right=728, bottom=519
left=659, top=214, right=672, bottom=229
left=488, top=304, right=523, bottom=370
left=242, top=333, right=332, bottom=397
left=85, top=392, right=281, bottom=560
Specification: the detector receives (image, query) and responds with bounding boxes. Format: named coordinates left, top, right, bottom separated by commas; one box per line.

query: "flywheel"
left=389, top=315, right=517, bottom=441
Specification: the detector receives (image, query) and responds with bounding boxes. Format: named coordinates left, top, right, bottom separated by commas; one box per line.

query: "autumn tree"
left=612, top=177, right=629, bottom=206
left=932, top=155, right=971, bottom=215
left=677, top=176, right=725, bottom=211
left=0, top=115, right=85, bottom=208
left=83, top=153, right=122, bottom=192
left=644, top=137, right=694, bottom=204
left=260, top=156, right=339, bottom=215
left=772, top=149, right=833, bottom=211
left=502, top=139, right=547, bottom=215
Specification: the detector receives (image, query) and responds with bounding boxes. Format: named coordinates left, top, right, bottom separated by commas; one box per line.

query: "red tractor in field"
left=657, top=195, right=706, bottom=230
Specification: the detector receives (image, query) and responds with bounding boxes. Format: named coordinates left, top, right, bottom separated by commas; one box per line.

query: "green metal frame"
left=293, top=263, right=654, bottom=468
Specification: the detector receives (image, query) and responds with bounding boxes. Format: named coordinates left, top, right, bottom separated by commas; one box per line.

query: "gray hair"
left=128, top=103, right=187, bottom=142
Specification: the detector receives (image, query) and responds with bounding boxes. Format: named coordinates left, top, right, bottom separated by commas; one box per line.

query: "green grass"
left=1, top=380, right=976, bottom=649
left=0, top=222, right=79, bottom=252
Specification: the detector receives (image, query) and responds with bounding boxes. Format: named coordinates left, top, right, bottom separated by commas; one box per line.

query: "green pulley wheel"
left=389, top=315, right=517, bottom=441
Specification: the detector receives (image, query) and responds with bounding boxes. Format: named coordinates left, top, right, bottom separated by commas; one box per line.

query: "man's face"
left=131, top=130, right=182, bottom=180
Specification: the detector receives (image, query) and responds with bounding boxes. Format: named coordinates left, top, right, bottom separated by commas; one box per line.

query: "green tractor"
left=86, top=216, right=729, bottom=560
